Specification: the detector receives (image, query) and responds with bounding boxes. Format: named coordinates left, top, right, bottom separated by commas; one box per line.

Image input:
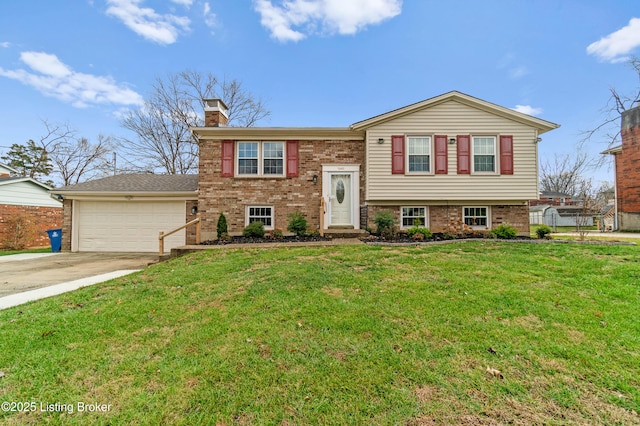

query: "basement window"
left=247, top=206, right=274, bottom=229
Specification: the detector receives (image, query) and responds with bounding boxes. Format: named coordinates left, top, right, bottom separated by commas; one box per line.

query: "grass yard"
left=1, top=242, right=639, bottom=425
left=0, top=247, right=50, bottom=256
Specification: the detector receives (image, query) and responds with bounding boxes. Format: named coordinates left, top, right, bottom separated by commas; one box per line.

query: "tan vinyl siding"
left=366, top=100, right=540, bottom=201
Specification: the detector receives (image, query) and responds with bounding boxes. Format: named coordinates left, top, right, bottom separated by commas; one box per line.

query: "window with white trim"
left=237, top=142, right=284, bottom=176
left=463, top=207, right=489, bottom=228
left=407, top=136, right=431, bottom=173
left=401, top=206, right=428, bottom=228
left=472, top=136, right=496, bottom=173
left=247, top=206, right=274, bottom=229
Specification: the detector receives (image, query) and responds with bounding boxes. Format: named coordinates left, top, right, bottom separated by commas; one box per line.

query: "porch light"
left=448, top=137, right=456, bottom=144
left=377, top=138, right=384, bottom=144
left=312, top=175, right=318, bottom=185
left=191, top=206, right=198, bottom=215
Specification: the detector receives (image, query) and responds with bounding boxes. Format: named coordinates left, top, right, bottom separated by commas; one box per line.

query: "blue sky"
left=1, top=0, right=639, bottom=184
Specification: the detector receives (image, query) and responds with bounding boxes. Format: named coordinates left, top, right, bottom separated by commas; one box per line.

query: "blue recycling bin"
left=46, top=228, right=62, bottom=252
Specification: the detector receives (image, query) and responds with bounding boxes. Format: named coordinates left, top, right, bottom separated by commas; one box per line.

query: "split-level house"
left=193, top=91, right=559, bottom=240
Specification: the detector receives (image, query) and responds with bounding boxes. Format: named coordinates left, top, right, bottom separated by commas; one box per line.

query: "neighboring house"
left=0, top=163, right=63, bottom=249
left=529, top=191, right=572, bottom=207
left=51, top=174, right=198, bottom=252
left=602, top=103, right=640, bottom=230
left=192, top=91, right=559, bottom=240
left=602, top=204, right=615, bottom=231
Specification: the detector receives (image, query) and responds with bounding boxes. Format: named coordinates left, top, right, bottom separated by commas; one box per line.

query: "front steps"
left=323, top=228, right=369, bottom=239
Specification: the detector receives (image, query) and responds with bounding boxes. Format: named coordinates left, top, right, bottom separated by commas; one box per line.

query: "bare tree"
left=539, top=151, right=591, bottom=196
left=49, top=135, right=113, bottom=186
left=118, top=70, right=270, bottom=174
left=581, top=57, right=640, bottom=163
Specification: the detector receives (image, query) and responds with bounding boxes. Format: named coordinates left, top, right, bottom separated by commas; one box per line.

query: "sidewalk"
left=553, top=231, right=640, bottom=239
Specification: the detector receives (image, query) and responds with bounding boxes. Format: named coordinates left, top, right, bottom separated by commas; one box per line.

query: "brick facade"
left=61, top=199, right=73, bottom=251
left=0, top=204, right=63, bottom=249
left=198, top=139, right=365, bottom=239
left=367, top=204, right=529, bottom=235
left=617, top=106, right=640, bottom=214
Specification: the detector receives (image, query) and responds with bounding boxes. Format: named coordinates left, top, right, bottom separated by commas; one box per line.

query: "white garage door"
left=76, top=201, right=186, bottom=252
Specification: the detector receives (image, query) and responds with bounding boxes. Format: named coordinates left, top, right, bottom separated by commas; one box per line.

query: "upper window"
left=463, top=207, right=488, bottom=228
left=472, top=136, right=496, bottom=173
left=407, top=136, right=431, bottom=173
left=401, top=207, right=428, bottom=228
left=237, top=142, right=284, bottom=176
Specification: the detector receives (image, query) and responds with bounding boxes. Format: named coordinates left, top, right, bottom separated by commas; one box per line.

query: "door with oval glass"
left=330, top=173, right=352, bottom=226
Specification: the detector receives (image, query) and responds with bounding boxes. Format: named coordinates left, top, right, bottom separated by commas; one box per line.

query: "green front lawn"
left=1, top=242, right=639, bottom=424
left=0, top=247, right=50, bottom=256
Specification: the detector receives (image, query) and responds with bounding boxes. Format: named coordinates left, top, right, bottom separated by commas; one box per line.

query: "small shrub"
left=406, top=226, right=433, bottom=240
left=492, top=223, right=517, bottom=239
left=216, top=213, right=228, bottom=239
left=374, top=210, right=396, bottom=235
left=271, top=229, right=284, bottom=240
left=380, top=225, right=398, bottom=240
left=287, top=212, right=307, bottom=237
left=243, top=221, right=265, bottom=238
left=2, top=217, right=34, bottom=250
left=218, top=232, right=231, bottom=242
left=536, top=224, right=552, bottom=239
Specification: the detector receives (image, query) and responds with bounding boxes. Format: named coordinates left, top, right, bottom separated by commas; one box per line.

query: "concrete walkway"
left=553, top=231, right=640, bottom=239
left=0, top=252, right=155, bottom=311
left=0, top=269, right=141, bottom=310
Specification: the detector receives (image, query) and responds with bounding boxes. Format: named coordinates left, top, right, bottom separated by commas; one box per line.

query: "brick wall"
left=618, top=106, right=640, bottom=214
left=61, top=199, right=73, bottom=251
left=198, top=139, right=365, bottom=239
left=367, top=204, right=529, bottom=235
left=185, top=200, right=199, bottom=244
left=0, top=204, right=63, bottom=249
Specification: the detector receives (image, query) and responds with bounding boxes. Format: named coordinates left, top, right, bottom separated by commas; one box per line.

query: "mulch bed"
left=200, top=235, right=332, bottom=245
left=200, top=233, right=533, bottom=246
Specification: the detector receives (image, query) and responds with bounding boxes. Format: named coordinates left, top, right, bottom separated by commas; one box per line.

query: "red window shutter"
left=500, top=135, right=514, bottom=175
left=457, top=135, right=470, bottom=174
left=221, top=140, right=234, bottom=177
left=391, top=135, right=405, bottom=174
left=434, top=135, right=448, bottom=174
left=286, top=140, right=299, bottom=177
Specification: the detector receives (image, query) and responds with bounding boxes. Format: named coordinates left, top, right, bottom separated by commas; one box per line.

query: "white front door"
left=330, top=173, right=352, bottom=226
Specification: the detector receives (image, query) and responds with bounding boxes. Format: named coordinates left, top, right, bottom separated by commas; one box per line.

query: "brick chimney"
left=204, top=98, right=228, bottom=127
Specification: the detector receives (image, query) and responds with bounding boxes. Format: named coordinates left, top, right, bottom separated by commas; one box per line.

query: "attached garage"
left=74, top=200, right=186, bottom=252
left=52, top=174, right=199, bottom=253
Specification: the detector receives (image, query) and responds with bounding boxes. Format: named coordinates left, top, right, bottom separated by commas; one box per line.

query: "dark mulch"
left=200, top=233, right=534, bottom=246
left=201, top=234, right=332, bottom=245
left=361, top=233, right=533, bottom=244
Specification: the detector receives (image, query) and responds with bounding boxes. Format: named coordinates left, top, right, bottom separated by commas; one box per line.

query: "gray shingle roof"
left=53, top=174, right=198, bottom=193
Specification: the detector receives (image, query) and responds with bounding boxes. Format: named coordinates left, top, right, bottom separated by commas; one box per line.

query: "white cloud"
left=0, top=51, right=144, bottom=108
left=254, top=0, right=402, bottom=42
left=171, top=0, right=193, bottom=6
left=509, top=66, right=529, bottom=79
left=105, top=0, right=191, bottom=45
left=0, top=42, right=10, bottom=48
left=587, top=17, right=640, bottom=63
left=513, top=105, right=543, bottom=116
left=203, top=2, right=217, bottom=30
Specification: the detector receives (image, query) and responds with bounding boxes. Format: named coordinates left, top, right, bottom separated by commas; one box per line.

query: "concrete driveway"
left=0, top=252, right=158, bottom=298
